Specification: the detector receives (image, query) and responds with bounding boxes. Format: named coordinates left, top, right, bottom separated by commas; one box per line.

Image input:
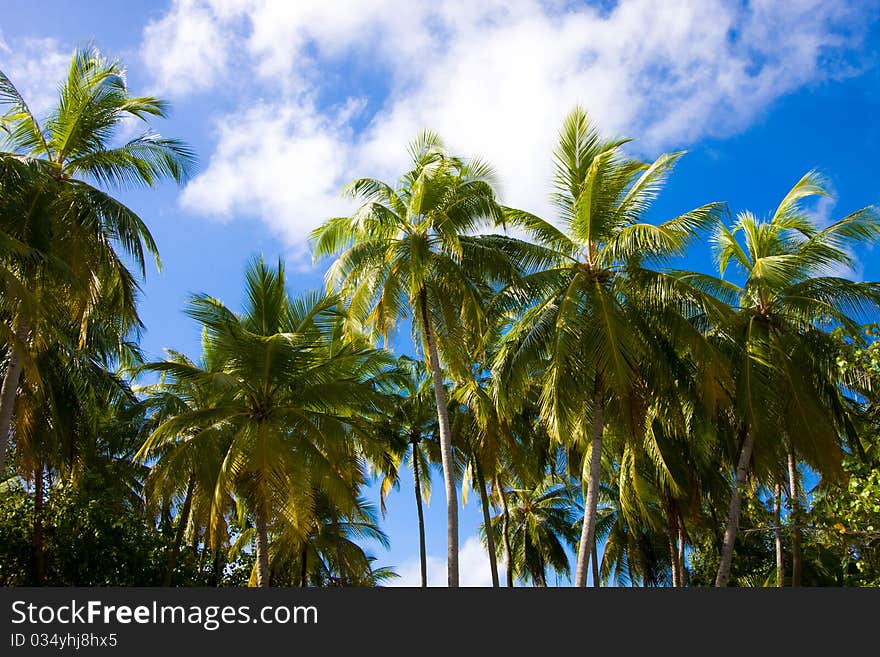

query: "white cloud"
left=180, top=96, right=364, bottom=262
left=390, top=535, right=500, bottom=587
left=141, top=0, right=232, bottom=96
left=141, top=0, right=874, bottom=261
left=0, top=36, right=70, bottom=120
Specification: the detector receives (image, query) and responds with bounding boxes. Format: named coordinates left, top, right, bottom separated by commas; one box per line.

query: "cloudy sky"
left=2, top=0, right=879, bottom=585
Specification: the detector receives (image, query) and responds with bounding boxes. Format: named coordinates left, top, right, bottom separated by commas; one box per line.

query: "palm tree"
left=7, top=266, right=155, bottom=583
left=487, top=475, right=579, bottom=586
left=592, top=443, right=674, bottom=587
left=138, top=333, right=237, bottom=586
left=139, top=257, right=391, bottom=586
left=0, top=45, right=194, bottom=474
left=311, top=131, right=519, bottom=586
left=375, top=356, right=439, bottom=587
left=278, top=491, right=395, bottom=587
left=494, top=106, right=723, bottom=586
left=684, top=172, right=880, bottom=586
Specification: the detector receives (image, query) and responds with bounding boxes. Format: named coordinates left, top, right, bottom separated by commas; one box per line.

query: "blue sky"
left=2, top=0, right=879, bottom=585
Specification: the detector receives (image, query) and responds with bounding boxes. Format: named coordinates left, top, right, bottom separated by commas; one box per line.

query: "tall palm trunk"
left=254, top=501, right=270, bottom=588
left=333, top=513, right=347, bottom=587
left=411, top=438, right=428, bottom=587
left=496, top=475, right=514, bottom=587
left=774, top=482, right=784, bottom=587
left=210, top=551, right=224, bottom=587
left=668, top=528, right=680, bottom=588
left=591, top=543, right=600, bottom=588
left=536, top=554, right=548, bottom=587
left=663, top=495, right=681, bottom=588
left=163, top=474, right=195, bottom=586
left=575, top=376, right=604, bottom=587
left=715, top=430, right=755, bottom=587
left=300, top=543, right=308, bottom=587
left=787, top=449, right=802, bottom=587
left=677, top=523, right=688, bottom=587
left=474, top=456, right=499, bottom=587
left=33, top=464, right=45, bottom=585
left=418, top=290, right=458, bottom=587
left=0, top=317, right=29, bottom=476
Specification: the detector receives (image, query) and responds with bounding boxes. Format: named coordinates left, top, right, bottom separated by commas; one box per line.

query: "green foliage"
left=0, top=477, right=192, bottom=586
left=688, top=495, right=778, bottom=587
left=811, top=439, right=880, bottom=586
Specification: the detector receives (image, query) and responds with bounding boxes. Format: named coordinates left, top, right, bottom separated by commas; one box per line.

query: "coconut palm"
left=137, top=332, right=239, bottom=586
left=311, top=131, right=522, bottom=586
left=592, top=442, right=676, bottom=587
left=0, top=45, right=194, bottom=474
left=139, top=257, right=391, bottom=586
left=487, top=475, right=579, bottom=586
left=277, top=491, right=395, bottom=587
left=494, top=106, right=723, bottom=586
left=680, top=172, right=880, bottom=586
left=375, top=356, right=439, bottom=587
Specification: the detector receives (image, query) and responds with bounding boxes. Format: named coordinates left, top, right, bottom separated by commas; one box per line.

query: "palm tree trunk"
left=575, top=376, right=604, bottom=587
left=210, top=551, right=224, bottom=587
left=299, top=543, right=308, bottom=587
left=678, top=522, right=688, bottom=587
left=536, top=554, right=547, bottom=587
left=0, top=316, right=29, bottom=477
left=668, top=527, right=679, bottom=588
left=663, top=496, right=680, bottom=588
left=33, top=464, right=45, bottom=585
left=774, top=482, right=784, bottom=587
left=496, top=475, right=514, bottom=587
left=254, top=502, right=270, bottom=588
left=333, top=514, right=347, bottom=587
left=715, top=430, right=755, bottom=587
left=418, top=289, right=459, bottom=587
left=411, top=439, right=428, bottom=588
left=787, top=449, right=802, bottom=587
left=474, top=457, right=499, bottom=587
left=591, top=543, right=600, bottom=588
left=163, top=474, right=195, bottom=586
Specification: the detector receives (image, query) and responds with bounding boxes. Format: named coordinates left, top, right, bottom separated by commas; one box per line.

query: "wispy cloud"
left=0, top=36, right=70, bottom=119
left=139, top=0, right=876, bottom=261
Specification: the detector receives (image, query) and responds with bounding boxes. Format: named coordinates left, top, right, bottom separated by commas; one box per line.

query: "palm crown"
left=139, top=258, right=392, bottom=586
left=0, top=45, right=195, bottom=476
left=494, top=106, right=724, bottom=586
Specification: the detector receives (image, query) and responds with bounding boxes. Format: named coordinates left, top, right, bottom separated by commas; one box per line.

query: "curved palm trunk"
left=774, top=482, right=784, bottom=587
left=411, top=439, right=428, bottom=588
left=474, top=457, right=500, bottom=587
left=787, top=449, right=802, bottom=587
left=591, top=543, right=600, bottom=588
left=163, top=474, right=195, bottom=586
left=496, top=475, right=514, bottom=587
left=0, top=317, right=29, bottom=477
left=715, top=430, right=755, bottom=587
left=254, top=502, right=270, bottom=588
left=575, top=377, right=604, bottom=587
left=418, top=290, right=459, bottom=587
left=33, top=464, right=45, bottom=585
